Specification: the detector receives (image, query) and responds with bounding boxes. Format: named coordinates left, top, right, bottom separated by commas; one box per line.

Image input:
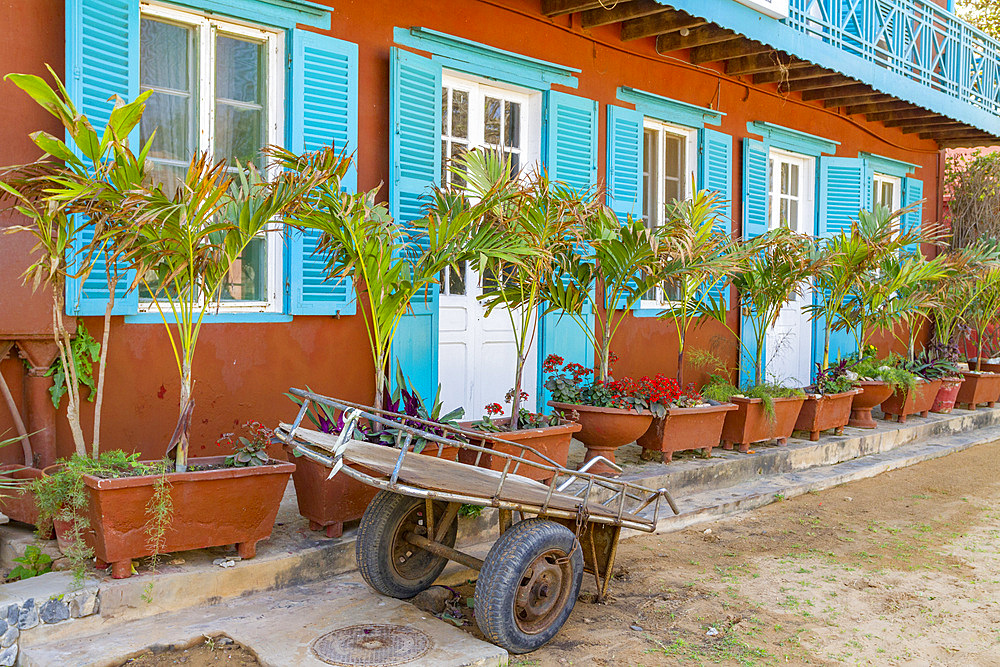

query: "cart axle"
left=404, top=532, right=484, bottom=571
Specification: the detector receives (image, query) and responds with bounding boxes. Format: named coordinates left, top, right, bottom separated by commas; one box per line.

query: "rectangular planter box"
left=79, top=456, right=294, bottom=578
left=720, top=395, right=806, bottom=453
left=637, top=403, right=737, bottom=462
left=0, top=465, right=44, bottom=526
left=794, top=389, right=860, bottom=441
left=286, top=446, right=378, bottom=539
left=955, top=371, right=1000, bottom=410
left=460, top=418, right=581, bottom=482
left=880, top=379, right=942, bottom=423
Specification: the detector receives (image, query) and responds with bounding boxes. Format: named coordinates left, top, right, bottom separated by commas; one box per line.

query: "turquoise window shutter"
left=606, top=105, right=643, bottom=220
left=539, top=90, right=598, bottom=405
left=388, top=47, right=442, bottom=401
left=64, top=0, right=139, bottom=317
left=605, top=104, right=644, bottom=313
left=741, top=138, right=769, bottom=240
left=739, top=138, right=770, bottom=388
left=697, top=128, right=733, bottom=309
left=902, top=177, right=924, bottom=255
left=544, top=91, right=598, bottom=192
left=814, top=157, right=865, bottom=369
left=288, top=29, right=359, bottom=316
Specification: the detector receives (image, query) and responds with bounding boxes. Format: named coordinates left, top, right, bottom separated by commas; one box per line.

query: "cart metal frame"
left=276, top=388, right=679, bottom=600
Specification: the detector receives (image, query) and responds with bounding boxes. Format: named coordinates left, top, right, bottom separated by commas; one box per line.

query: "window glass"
left=215, top=34, right=266, bottom=171
left=140, top=18, right=197, bottom=193
left=139, top=9, right=279, bottom=309
left=641, top=121, right=694, bottom=304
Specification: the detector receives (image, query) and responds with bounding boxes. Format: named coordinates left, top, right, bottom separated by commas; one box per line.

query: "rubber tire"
left=475, top=518, right=583, bottom=654
left=356, top=491, right=458, bottom=599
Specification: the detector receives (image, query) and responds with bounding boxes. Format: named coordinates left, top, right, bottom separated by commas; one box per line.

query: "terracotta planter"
left=637, top=403, right=737, bottom=462
left=720, top=394, right=806, bottom=453
left=931, top=377, right=965, bottom=414
left=971, top=360, right=1000, bottom=374
left=285, top=445, right=378, bottom=539
left=880, top=379, right=942, bottom=423
left=793, top=389, right=861, bottom=441
left=848, top=381, right=894, bottom=428
left=955, top=371, right=1000, bottom=410
left=0, top=465, right=44, bottom=526
left=549, top=401, right=654, bottom=475
left=460, top=418, right=582, bottom=482
left=74, top=456, right=293, bottom=578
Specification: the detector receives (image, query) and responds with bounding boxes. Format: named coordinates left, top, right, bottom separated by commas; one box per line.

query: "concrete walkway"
left=10, top=405, right=1000, bottom=666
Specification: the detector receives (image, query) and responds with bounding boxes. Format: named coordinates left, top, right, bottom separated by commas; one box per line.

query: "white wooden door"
left=438, top=263, right=538, bottom=417
left=766, top=150, right=814, bottom=387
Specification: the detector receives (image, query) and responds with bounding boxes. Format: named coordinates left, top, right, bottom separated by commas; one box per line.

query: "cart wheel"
left=475, top=519, right=583, bottom=654
left=356, top=491, right=458, bottom=599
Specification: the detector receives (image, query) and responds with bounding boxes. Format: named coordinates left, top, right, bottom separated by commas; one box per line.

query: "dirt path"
left=453, top=439, right=1000, bottom=666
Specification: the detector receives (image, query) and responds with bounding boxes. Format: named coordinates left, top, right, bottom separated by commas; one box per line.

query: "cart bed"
left=286, top=425, right=641, bottom=522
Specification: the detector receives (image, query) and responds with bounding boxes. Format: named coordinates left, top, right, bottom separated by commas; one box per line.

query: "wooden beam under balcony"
left=899, top=121, right=965, bottom=134
left=726, top=53, right=809, bottom=76
left=753, top=65, right=831, bottom=85
left=581, top=0, right=661, bottom=28
left=622, top=9, right=705, bottom=41
left=865, top=108, right=941, bottom=123
left=655, top=25, right=736, bottom=52
left=801, top=84, right=876, bottom=101
left=919, top=127, right=993, bottom=141
left=939, top=137, right=1000, bottom=149
left=842, top=100, right=915, bottom=115
left=689, top=38, right=772, bottom=64
left=823, top=93, right=894, bottom=108
left=542, top=0, right=630, bottom=17
left=785, top=75, right=859, bottom=92
left=883, top=115, right=958, bottom=129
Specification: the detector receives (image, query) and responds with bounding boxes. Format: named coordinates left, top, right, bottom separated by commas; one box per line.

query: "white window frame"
left=872, top=172, right=902, bottom=238
left=767, top=148, right=815, bottom=235
left=439, top=72, right=542, bottom=298
left=139, top=2, right=285, bottom=313
left=640, top=119, right=697, bottom=310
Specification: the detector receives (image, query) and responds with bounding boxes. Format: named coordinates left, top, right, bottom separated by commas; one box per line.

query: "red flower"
left=485, top=402, right=504, bottom=416
left=543, top=354, right=564, bottom=373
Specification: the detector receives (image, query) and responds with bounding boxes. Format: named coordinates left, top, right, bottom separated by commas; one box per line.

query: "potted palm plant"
left=541, top=206, right=668, bottom=472
left=705, top=227, right=816, bottom=452
left=632, top=191, right=740, bottom=462
left=956, top=263, right=1000, bottom=409
left=874, top=252, right=956, bottom=422
left=277, top=147, right=520, bottom=534
left=828, top=206, right=943, bottom=427
left=447, top=151, right=584, bottom=475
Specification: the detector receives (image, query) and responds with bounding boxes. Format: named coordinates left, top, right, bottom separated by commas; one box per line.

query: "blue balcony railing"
left=784, top=0, right=1000, bottom=117
left=665, top=0, right=1000, bottom=133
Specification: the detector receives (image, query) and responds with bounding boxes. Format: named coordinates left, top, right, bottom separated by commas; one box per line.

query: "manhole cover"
left=311, top=624, right=431, bottom=666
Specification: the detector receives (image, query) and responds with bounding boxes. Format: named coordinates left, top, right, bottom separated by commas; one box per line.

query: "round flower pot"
left=720, top=395, right=806, bottom=453
left=285, top=444, right=378, bottom=539
left=793, top=389, right=861, bottom=441
left=955, top=371, right=1000, bottom=410
left=880, top=379, right=942, bottom=423
left=460, top=418, right=582, bottom=483
left=931, top=376, right=965, bottom=414
left=74, top=456, right=293, bottom=578
left=0, top=464, right=45, bottom=527
left=848, top=381, right=894, bottom=428
left=548, top=401, right=654, bottom=475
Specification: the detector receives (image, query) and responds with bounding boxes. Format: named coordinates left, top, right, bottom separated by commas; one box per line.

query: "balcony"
left=544, top=0, right=1000, bottom=146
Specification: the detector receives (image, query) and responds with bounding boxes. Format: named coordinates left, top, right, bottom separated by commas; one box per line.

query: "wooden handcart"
left=275, top=388, right=679, bottom=654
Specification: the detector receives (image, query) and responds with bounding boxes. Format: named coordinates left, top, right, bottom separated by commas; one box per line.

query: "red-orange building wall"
left=0, top=0, right=943, bottom=461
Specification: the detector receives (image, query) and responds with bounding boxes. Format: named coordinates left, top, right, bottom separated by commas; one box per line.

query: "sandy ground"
left=119, top=637, right=260, bottom=666
left=447, top=439, right=1000, bottom=666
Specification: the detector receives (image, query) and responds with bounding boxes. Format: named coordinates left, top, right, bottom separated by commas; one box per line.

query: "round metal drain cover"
left=311, top=624, right=431, bottom=666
